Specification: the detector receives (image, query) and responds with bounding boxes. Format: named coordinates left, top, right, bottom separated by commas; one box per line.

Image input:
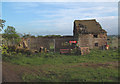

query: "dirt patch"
left=2, top=62, right=56, bottom=82
left=2, top=62, right=42, bottom=82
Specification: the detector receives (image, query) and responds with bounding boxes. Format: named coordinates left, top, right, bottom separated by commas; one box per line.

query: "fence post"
left=54, top=39, right=55, bottom=52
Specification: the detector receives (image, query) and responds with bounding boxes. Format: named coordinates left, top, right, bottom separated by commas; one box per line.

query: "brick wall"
left=78, top=33, right=107, bottom=49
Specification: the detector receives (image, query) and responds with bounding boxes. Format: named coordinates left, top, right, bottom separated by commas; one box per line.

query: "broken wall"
left=22, top=37, right=50, bottom=51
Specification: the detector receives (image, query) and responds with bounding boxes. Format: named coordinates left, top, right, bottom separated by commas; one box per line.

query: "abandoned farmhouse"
left=18, top=19, right=107, bottom=52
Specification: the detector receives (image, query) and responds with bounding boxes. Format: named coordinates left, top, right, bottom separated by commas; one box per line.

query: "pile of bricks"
left=80, top=47, right=90, bottom=55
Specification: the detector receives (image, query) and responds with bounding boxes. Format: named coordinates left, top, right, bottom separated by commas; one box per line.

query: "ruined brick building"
left=19, top=19, right=107, bottom=52
left=73, top=19, right=107, bottom=49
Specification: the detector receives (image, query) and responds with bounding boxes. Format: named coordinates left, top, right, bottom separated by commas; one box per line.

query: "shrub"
left=24, top=49, right=32, bottom=55
left=1, top=44, right=9, bottom=55
left=8, top=46, right=16, bottom=52
left=16, top=48, right=25, bottom=53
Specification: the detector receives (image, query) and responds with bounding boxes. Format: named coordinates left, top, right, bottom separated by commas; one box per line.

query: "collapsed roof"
left=74, top=19, right=107, bottom=34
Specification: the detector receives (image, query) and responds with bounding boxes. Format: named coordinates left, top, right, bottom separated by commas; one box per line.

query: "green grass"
left=3, top=49, right=119, bottom=65
left=22, top=66, right=118, bottom=82
left=2, top=49, right=119, bottom=82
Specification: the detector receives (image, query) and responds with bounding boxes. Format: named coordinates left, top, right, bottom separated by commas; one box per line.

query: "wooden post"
left=54, top=39, right=55, bottom=52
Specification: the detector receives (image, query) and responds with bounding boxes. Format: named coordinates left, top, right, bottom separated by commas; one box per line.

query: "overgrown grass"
left=3, top=49, right=119, bottom=66
left=2, top=49, right=119, bottom=82
left=22, top=66, right=118, bottom=82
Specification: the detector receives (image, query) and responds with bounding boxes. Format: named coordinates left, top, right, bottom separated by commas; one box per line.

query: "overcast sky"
left=1, top=2, right=118, bottom=35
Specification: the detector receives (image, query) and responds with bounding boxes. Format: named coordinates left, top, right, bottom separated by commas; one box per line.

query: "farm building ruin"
left=73, top=19, right=107, bottom=49
left=18, top=19, right=107, bottom=52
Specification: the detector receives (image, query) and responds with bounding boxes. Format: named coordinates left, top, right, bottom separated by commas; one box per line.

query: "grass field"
left=2, top=49, right=119, bottom=82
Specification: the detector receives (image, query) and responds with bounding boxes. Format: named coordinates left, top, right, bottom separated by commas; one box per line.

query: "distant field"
left=2, top=49, right=119, bottom=82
